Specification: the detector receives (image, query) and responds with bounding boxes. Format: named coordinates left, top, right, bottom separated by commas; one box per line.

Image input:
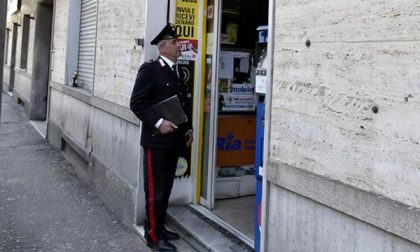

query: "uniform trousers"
left=143, top=146, right=179, bottom=243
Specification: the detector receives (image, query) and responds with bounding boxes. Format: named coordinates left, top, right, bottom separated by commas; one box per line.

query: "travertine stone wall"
left=26, top=17, right=34, bottom=74
left=94, top=0, right=145, bottom=107
left=50, top=0, right=69, bottom=84
left=270, top=0, right=420, bottom=208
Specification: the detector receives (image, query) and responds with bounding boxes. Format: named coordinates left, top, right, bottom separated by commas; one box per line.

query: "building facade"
left=265, top=1, right=420, bottom=250
left=3, top=0, right=420, bottom=251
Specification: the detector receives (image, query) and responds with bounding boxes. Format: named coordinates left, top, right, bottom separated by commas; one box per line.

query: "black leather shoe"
left=147, top=239, right=177, bottom=252
left=161, top=228, right=180, bottom=240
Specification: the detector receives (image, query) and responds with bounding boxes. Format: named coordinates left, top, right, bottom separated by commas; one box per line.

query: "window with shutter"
left=20, top=15, right=30, bottom=69
left=77, top=0, right=98, bottom=90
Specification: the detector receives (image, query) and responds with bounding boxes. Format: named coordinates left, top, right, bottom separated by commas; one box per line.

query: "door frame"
left=258, top=0, right=275, bottom=251
left=198, top=0, right=221, bottom=210
left=192, top=0, right=275, bottom=251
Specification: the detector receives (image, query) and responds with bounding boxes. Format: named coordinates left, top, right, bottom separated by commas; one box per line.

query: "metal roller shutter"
left=77, top=0, right=98, bottom=90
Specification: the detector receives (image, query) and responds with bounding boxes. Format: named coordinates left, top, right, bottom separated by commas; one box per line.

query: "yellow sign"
left=175, top=0, right=199, bottom=40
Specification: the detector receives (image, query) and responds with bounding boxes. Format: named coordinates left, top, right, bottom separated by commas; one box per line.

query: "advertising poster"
left=175, top=0, right=199, bottom=96
left=170, top=0, right=200, bottom=204
left=175, top=0, right=199, bottom=64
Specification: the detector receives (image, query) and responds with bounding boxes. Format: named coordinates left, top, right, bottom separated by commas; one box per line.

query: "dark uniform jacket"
left=130, top=57, right=192, bottom=149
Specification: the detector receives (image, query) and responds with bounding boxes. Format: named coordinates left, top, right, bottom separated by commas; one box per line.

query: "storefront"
left=157, top=0, right=271, bottom=250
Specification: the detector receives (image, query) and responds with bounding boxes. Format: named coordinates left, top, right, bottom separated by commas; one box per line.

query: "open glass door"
left=197, top=0, right=269, bottom=245
left=199, top=0, right=221, bottom=209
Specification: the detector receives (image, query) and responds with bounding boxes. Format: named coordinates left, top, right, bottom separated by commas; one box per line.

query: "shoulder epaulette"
left=158, top=58, right=166, bottom=67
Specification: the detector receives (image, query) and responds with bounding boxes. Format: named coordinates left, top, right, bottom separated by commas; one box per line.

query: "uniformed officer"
left=130, top=23, right=193, bottom=252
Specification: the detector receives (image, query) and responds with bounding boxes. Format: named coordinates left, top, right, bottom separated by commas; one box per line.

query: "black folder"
left=151, top=95, right=188, bottom=125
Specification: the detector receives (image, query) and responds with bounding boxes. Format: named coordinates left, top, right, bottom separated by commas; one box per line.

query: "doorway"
left=29, top=2, right=53, bottom=138
left=198, top=0, right=269, bottom=244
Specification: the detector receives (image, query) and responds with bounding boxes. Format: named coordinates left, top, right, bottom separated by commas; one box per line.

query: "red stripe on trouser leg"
left=147, top=148, right=158, bottom=243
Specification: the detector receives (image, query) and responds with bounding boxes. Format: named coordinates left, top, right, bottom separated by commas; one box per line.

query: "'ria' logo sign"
left=217, top=132, right=255, bottom=151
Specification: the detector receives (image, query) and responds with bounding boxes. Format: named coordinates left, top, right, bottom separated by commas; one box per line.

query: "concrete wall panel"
left=47, top=86, right=140, bottom=226
left=266, top=185, right=420, bottom=252
left=49, top=88, right=64, bottom=126
left=61, top=94, right=90, bottom=149
left=91, top=107, right=140, bottom=187
left=14, top=71, right=32, bottom=102
left=94, top=0, right=145, bottom=107
left=3, top=66, right=10, bottom=88
left=91, top=155, right=137, bottom=227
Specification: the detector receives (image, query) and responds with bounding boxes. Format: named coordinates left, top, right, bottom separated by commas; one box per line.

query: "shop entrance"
left=198, top=0, right=269, bottom=246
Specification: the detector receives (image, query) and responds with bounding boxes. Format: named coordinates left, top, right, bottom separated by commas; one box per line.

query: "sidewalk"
left=0, top=93, right=150, bottom=251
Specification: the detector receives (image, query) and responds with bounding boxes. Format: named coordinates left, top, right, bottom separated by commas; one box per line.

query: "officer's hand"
left=159, top=120, right=178, bottom=134
left=185, top=130, right=193, bottom=147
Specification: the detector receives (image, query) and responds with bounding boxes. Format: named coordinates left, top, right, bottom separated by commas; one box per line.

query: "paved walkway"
left=0, top=93, right=150, bottom=251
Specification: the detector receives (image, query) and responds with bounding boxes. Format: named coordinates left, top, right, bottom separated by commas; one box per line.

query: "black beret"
left=150, top=23, right=180, bottom=45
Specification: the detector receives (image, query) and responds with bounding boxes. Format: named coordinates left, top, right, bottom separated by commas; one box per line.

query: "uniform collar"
left=159, top=55, right=176, bottom=68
